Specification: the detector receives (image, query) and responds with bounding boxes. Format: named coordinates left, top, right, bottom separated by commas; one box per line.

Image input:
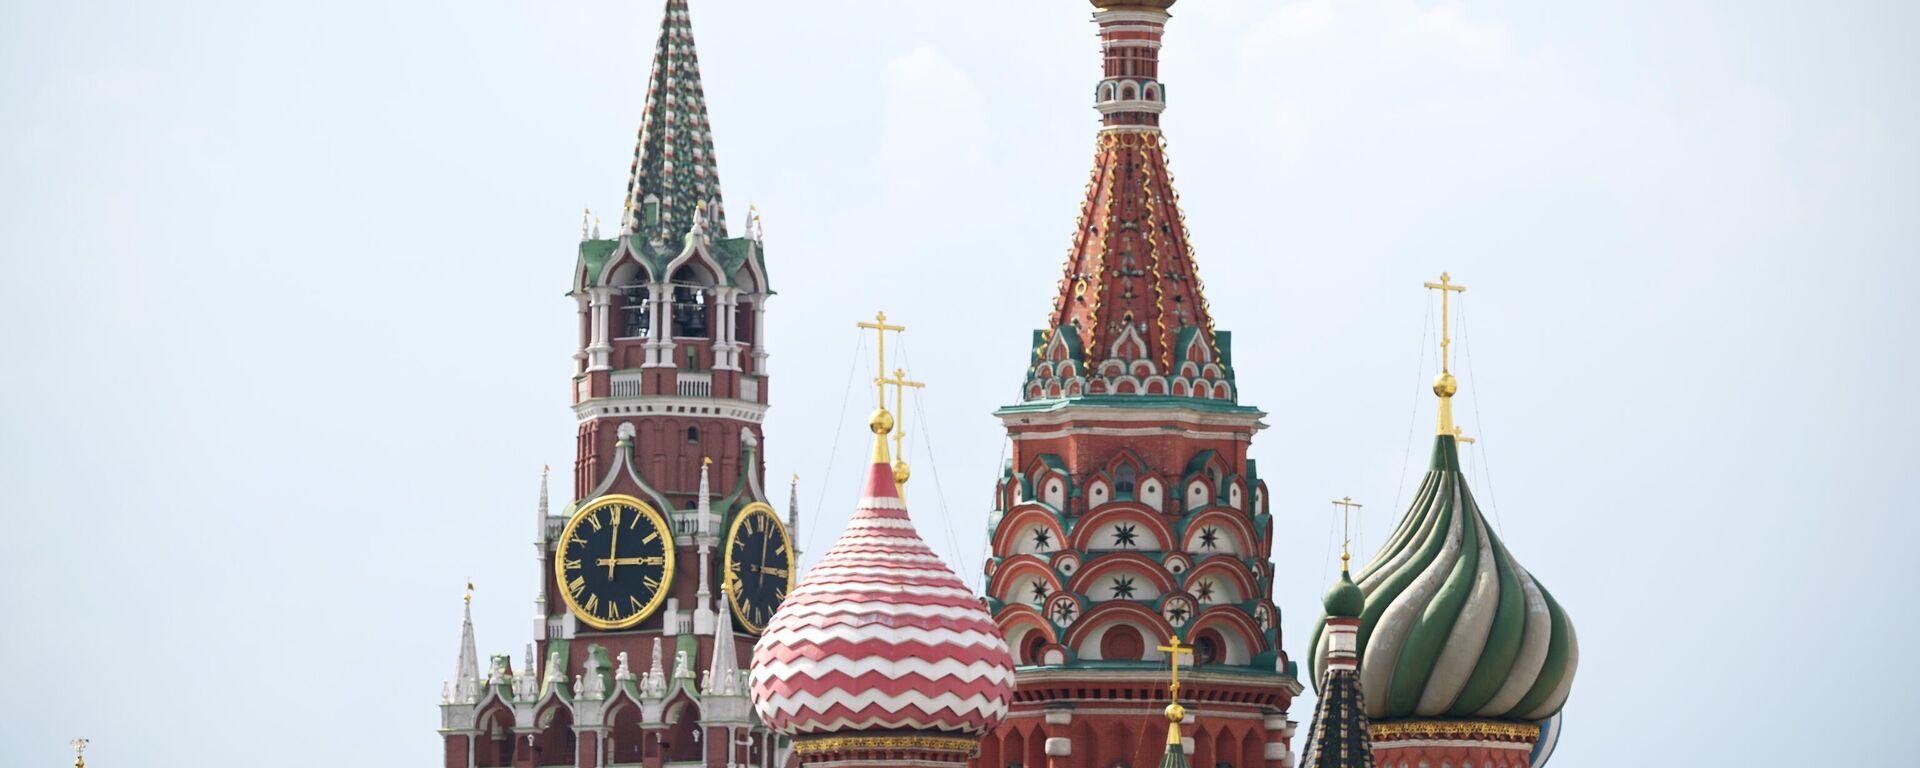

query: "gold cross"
left=1157, top=635, right=1194, bottom=700
left=1330, top=497, right=1364, bottom=572
left=1422, top=272, right=1468, bottom=374
left=855, top=312, right=907, bottom=410
left=1451, top=426, right=1477, bottom=446
left=464, top=578, right=474, bottom=605
left=876, top=367, right=925, bottom=469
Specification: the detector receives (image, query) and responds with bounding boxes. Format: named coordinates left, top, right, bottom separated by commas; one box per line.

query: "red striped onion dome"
left=750, top=413, right=1015, bottom=739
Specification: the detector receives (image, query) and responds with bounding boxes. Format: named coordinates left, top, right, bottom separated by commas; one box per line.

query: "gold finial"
left=72, top=738, right=88, bottom=768
left=464, top=579, right=474, bottom=605
left=867, top=408, right=895, bottom=464
left=1331, top=497, right=1364, bottom=573
left=1156, top=635, right=1194, bottom=744
left=877, top=367, right=925, bottom=496
left=856, top=312, right=907, bottom=410
left=1422, top=272, right=1468, bottom=435
left=703, top=456, right=713, bottom=466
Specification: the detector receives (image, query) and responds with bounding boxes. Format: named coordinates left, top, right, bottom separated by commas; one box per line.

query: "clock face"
left=722, top=502, right=793, bottom=634
left=554, top=495, right=675, bottom=630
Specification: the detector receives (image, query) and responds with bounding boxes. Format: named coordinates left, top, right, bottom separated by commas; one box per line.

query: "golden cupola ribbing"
left=1309, top=274, right=1579, bottom=768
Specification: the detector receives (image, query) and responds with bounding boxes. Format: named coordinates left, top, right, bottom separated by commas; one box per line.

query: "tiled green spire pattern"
left=1308, top=435, right=1579, bottom=722
left=621, top=0, right=727, bottom=242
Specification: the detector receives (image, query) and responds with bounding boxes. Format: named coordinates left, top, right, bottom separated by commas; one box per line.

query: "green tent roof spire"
left=620, top=0, right=727, bottom=242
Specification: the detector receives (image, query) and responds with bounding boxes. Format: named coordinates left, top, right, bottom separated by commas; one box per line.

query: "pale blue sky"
left=2, top=1, right=1915, bottom=766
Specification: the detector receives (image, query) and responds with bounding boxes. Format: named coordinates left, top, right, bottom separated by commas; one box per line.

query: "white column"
left=573, top=294, right=590, bottom=373
left=643, top=282, right=674, bottom=368
left=713, top=288, right=741, bottom=371
left=586, top=288, right=614, bottom=372
left=750, top=296, right=769, bottom=376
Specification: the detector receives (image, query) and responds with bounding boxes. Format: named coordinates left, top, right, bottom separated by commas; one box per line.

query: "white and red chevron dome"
left=749, top=457, right=1014, bottom=738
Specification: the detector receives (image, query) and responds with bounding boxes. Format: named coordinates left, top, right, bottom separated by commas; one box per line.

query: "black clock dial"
left=554, top=495, right=675, bottom=630
left=723, top=502, right=793, bottom=634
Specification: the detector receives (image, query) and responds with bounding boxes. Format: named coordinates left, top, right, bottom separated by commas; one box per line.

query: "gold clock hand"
left=594, top=556, right=665, bottom=567
left=606, top=507, right=621, bottom=580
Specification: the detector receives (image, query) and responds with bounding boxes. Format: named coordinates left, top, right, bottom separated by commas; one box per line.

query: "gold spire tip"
left=1422, top=272, right=1468, bottom=435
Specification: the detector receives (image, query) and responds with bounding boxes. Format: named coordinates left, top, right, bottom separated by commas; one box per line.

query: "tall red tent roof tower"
left=975, top=2, right=1302, bottom=768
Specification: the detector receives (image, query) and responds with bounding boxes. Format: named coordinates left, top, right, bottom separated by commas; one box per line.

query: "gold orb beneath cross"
left=1165, top=703, right=1185, bottom=723
left=869, top=409, right=894, bottom=435
left=1432, top=372, right=1458, bottom=397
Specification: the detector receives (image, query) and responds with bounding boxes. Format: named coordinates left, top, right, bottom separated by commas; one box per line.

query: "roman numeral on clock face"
left=568, top=576, right=586, bottom=597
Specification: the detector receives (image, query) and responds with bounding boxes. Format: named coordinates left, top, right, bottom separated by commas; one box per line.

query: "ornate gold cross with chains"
left=1158, top=634, right=1194, bottom=699
left=1422, top=272, right=1467, bottom=374
left=855, top=312, right=906, bottom=410
left=1330, top=497, right=1364, bottom=569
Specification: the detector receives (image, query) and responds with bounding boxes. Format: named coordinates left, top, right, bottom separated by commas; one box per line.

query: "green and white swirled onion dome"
left=1308, top=433, right=1579, bottom=722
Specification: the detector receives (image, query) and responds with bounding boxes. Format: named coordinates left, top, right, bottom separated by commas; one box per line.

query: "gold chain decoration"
left=1134, top=133, right=1169, bottom=373
left=1368, top=720, right=1541, bottom=743
left=1157, top=135, right=1223, bottom=370
left=1087, top=131, right=1121, bottom=369
left=792, top=734, right=980, bottom=756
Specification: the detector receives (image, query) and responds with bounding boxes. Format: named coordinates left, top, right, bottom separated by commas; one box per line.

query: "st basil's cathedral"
left=435, top=2, right=1581, bottom=768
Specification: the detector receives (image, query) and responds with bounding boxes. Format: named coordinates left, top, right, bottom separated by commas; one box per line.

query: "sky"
left=1, top=0, right=1916, bottom=765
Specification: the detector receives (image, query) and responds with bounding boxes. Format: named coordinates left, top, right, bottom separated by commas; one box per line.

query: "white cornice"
left=998, top=404, right=1267, bottom=435
left=574, top=396, right=767, bottom=424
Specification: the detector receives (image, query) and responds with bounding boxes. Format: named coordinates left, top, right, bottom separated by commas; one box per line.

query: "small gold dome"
left=1164, top=702, right=1185, bottom=723
left=892, top=459, right=911, bottom=484
left=1432, top=372, right=1458, bottom=397
left=869, top=409, right=895, bottom=435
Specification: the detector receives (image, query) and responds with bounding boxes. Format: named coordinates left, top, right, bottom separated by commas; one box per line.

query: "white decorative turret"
left=694, top=457, right=716, bottom=635
left=532, top=467, right=550, bottom=643
left=705, top=594, right=742, bottom=697
left=446, top=586, right=481, bottom=704
left=581, top=652, right=607, bottom=701
left=644, top=637, right=669, bottom=699
left=544, top=648, right=566, bottom=694
left=787, top=474, right=801, bottom=563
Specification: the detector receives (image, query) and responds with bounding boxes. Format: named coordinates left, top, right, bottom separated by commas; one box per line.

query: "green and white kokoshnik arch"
left=1308, top=433, right=1579, bottom=722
